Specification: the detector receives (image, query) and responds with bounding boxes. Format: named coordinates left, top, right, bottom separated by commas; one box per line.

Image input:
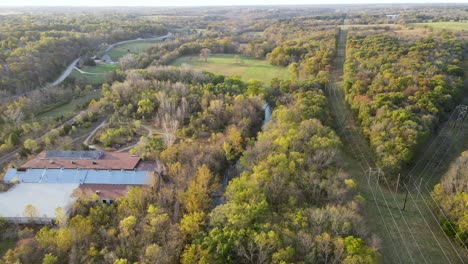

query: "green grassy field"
left=172, top=54, right=289, bottom=84
left=414, top=22, right=468, bottom=31
left=70, top=69, right=106, bottom=84
left=108, top=41, right=160, bottom=61
left=70, top=64, right=117, bottom=84
left=37, top=91, right=100, bottom=121
left=82, top=64, right=117, bottom=73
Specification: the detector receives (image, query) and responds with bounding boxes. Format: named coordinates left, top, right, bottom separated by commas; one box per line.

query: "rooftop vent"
left=71, top=160, right=76, bottom=164
left=95, top=190, right=100, bottom=194
left=92, top=161, right=97, bottom=165
left=49, top=160, right=54, bottom=164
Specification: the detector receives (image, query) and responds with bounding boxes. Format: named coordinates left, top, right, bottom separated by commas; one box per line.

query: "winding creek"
left=214, top=101, right=272, bottom=205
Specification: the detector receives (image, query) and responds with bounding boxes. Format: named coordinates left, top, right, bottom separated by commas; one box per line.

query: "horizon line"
left=1, top=2, right=468, bottom=7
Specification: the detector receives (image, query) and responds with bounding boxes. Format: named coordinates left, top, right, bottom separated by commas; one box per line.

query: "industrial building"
left=0, top=150, right=154, bottom=223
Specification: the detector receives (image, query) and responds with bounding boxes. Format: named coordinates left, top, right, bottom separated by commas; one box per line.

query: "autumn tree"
left=200, top=48, right=211, bottom=62
left=23, top=204, right=38, bottom=222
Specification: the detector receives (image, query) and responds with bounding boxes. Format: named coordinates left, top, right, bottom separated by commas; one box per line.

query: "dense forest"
left=343, top=29, right=465, bottom=175
left=182, top=85, right=377, bottom=263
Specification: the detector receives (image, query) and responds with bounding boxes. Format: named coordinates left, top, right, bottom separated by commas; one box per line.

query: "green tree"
left=23, top=139, right=39, bottom=153
left=42, top=253, right=58, bottom=264
left=137, top=98, right=155, bottom=117
left=23, top=204, right=38, bottom=221
left=223, top=126, right=243, bottom=161
left=183, top=165, right=217, bottom=214
left=179, top=211, right=205, bottom=241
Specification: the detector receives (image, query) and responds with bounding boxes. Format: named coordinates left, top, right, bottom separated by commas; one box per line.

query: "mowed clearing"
left=414, top=22, right=468, bottom=31
left=70, top=63, right=118, bottom=84
left=81, top=63, right=117, bottom=73
left=172, top=54, right=289, bottom=84
left=108, top=41, right=160, bottom=61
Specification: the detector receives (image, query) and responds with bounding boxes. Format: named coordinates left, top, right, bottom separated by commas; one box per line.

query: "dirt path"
left=326, top=28, right=468, bottom=264
left=116, top=124, right=153, bottom=153
left=0, top=111, right=101, bottom=167
left=83, top=118, right=108, bottom=146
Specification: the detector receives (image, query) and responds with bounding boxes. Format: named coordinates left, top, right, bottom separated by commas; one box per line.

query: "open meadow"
left=414, top=21, right=468, bottom=31
left=171, top=54, right=289, bottom=84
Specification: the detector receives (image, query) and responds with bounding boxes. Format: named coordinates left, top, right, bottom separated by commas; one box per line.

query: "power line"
left=403, top=183, right=455, bottom=264
left=326, top=83, right=404, bottom=263
left=403, top=109, right=460, bottom=187
left=395, top=109, right=468, bottom=263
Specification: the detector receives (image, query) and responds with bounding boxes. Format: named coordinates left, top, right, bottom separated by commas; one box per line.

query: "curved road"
left=1, top=33, right=172, bottom=104
left=48, top=58, right=80, bottom=87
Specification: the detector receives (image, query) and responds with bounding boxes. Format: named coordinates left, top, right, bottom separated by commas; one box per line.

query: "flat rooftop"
left=3, top=168, right=151, bottom=185
left=19, top=151, right=141, bottom=171
left=45, top=150, right=103, bottom=160
left=0, top=183, right=78, bottom=221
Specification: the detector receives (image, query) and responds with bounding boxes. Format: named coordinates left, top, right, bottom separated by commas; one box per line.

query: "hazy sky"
left=1, top=0, right=467, bottom=6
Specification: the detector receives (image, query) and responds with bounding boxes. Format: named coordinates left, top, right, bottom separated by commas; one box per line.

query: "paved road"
left=0, top=149, right=20, bottom=165
left=49, top=58, right=80, bottom=87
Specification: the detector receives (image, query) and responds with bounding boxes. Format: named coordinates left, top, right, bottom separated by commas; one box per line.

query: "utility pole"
left=456, top=105, right=467, bottom=122
left=395, top=173, right=400, bottom=194
left=417, top=178, right=423, bottom=196
left=402, top=185, right=409, bottom=211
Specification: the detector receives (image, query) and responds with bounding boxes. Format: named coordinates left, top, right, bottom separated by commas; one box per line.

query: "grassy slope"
left=70, top=69, right=105, bottom=84
left=82, top=64, right=117, bottom=73
left=70, top=64, right=117, bottom=84
left=171, top=54, right=289, bottom=84
left=37, top=91, right=100, bottom=121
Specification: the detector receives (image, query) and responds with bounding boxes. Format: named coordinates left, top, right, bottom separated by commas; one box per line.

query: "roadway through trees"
left=326, top=28, right=468, bottom=264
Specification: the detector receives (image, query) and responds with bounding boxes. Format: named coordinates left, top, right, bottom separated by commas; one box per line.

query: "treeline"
left=182, top=84, right=378, bottom=263
left=432, top=151, right=468, bottom=247
left=344, top=5, right=467, bottom=25
left=343, top=30, right=465, bottom=174
left=143, top=37, right=239, bottom=67
left=0, top=13, right=167, bottom=96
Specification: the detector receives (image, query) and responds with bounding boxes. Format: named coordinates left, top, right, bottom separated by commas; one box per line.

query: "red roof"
left=19, top=151, right=141, bottom=171
left=75, top=184, right=141, bottom=199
